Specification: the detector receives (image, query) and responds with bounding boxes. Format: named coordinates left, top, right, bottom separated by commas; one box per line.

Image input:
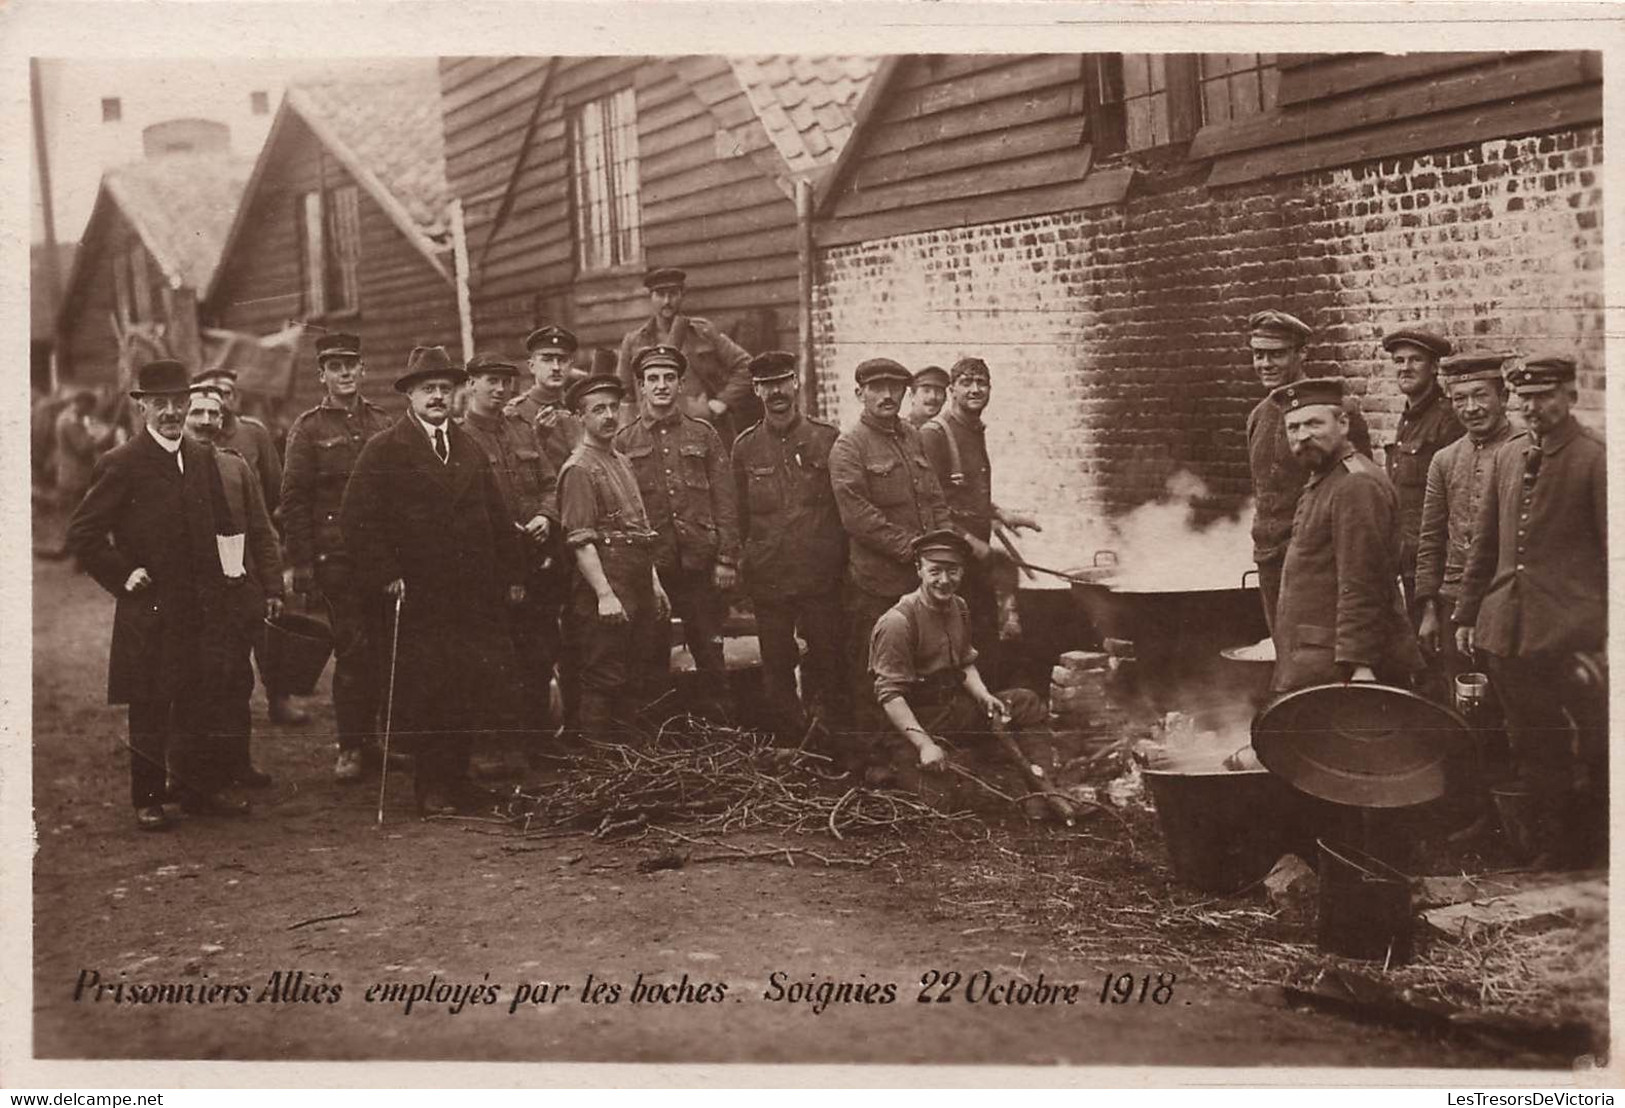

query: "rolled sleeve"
left=559, top=466, right=601, bottom=548
left=869, top=607, right=917, bottom=705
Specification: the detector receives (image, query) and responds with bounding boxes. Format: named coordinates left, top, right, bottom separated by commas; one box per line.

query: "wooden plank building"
left=811, top=52, right=1604, bottom=538
left=202, top=59, right=460, bottom=415
left=55, top=153, right=252, bottom=389
left=437, top=55, right=877, bottom=365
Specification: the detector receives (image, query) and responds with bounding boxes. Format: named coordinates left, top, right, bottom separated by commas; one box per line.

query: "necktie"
left=434, top=427, right=448, bottom=464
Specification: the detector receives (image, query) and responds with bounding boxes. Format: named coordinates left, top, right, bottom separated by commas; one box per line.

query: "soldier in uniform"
left=508, top=325, right=585, bottom=473
left=1455, top=354, right=1606, bottom=864
left=1270, top=377, right=1423, bottom=694
left=184, top=388, right=284, bottom=789
left=731, top=350, right=847, bottom=739
left=828, top=357, right=950, bottom=767
left=1245, top=310, right=1373, bottom=632
left=459, top=351, right=564, bottom=758
left=614, top=345, right=741, bottom=721
left=557, top=373, right=671, bottom=743
left=279, top=332, right=393, bottom=782
left=868, top=529, right=1048, bottom=787
left=192, top=364, right=308, bottom=727
left=1379, top=327, right=1463, bottom=616
left=919, top=356, right=1040, bottom=684
left=340, top=347, right=527, bottom=816
left=616, top=267, right=753, bottom=443
left=905, top=365, right=948, bottom=428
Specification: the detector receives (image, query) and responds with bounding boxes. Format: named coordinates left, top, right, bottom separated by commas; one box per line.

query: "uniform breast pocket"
left=800, top=457, right=834, bottom=506
left=314, top=436, right=350, bottom=477
left=621, top=445, right=656, bottom=493
left=866, top=459, right=909, bottom=506
left=1392, top=443, right=1425, bottom=488
left=679, top=443, right=711, bottom=489
left=745, top=464, right=782, bottom=514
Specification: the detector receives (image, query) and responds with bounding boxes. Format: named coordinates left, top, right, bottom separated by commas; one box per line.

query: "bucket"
left=1490, top=783, right=1545, bottom=861
left=262, top=611, right=334, bottom=696
left=1316, top=838, right=1414, bottom=964
left=1143, top=768, right=1297, bottom=894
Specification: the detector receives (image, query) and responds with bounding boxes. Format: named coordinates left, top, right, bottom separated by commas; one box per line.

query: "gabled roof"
left=206, top=58, right=451, bottom=302
left=56, top=153, right=251, bottom=334
left=729, top=56, right=880, bottom=177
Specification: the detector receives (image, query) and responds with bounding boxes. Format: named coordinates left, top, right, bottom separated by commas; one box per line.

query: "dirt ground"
left=26, top=553, right=1586, bottom=1072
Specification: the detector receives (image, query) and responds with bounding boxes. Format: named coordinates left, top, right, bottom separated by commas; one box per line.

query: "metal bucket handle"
left=1241, top=568, right=1259, bottom=590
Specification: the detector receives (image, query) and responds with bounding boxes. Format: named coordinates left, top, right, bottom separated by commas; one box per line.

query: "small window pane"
left=101, top=97, right=121, bottom=123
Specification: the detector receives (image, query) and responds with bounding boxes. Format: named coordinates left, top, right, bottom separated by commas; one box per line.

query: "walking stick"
left=375, top=591, right=404, bottom=826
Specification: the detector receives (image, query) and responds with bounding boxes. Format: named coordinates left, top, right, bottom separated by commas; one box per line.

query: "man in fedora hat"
left=509, top=325, right=586, bottom=472
left=340, top=346, right=528, bottom=815
left=557, top=371, right=671, bottom=743
left=460, top=351, right=564, bottom=759
left=614, top=344, right=740, bottom=721
left=66, top=359, right=252, bottom=830
left=1455, top=353, right=1606, bottom=865
left=1379, top=327, right=1463, bottom=615
left=617, top=267, right=753, bottom=442
left=1269, top=377, right=1422, bottom=694
left=184, top=387, right=285, bottom=789
left=1244, top=310, right=1372, bottom=632
left=280, top=332, right=394, bottom=782
left=192, top=365, right=305, bottom=728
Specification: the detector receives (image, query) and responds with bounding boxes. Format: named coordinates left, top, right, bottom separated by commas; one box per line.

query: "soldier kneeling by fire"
left=868, top=529, right=1051, bottom=801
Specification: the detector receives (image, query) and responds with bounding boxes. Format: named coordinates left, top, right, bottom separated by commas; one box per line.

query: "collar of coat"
left=1399, top=381, right=1447, bottom=424
left=1531, top=414, right=1584, bottom=456
left=639, top=407, right=683, bottom=430
left=859, top=410, right=904, bottom=436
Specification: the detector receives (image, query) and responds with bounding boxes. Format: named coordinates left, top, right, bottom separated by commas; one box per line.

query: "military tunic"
left=1415, top=419, right=1514, bottom=611
left=1271, top=446, right=1423, bottom=692
left=1384, top=382, right=1464, bottom=596
left=218, top=412, right=283, bottom=528
left=506, top=382, right=584, bottom=474
left=617, top=314, right=752, bottom=422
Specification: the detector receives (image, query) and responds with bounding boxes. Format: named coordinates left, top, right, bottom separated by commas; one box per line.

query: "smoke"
left=1065, top=471, right=1257, bottom=591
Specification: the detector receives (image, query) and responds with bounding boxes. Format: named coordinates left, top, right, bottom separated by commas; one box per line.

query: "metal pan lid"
left=1251, top=683, right=1468, bottom=808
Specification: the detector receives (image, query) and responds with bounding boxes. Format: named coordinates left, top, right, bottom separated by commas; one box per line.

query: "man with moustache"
left=1269, top=377, right=1423, bottom=694
left=191, top=364, right=308, bottom=727
left=829, top=358, right=950, bottom=770
left=1415, top=352, right=1516, bottom=694
left=557, top=372, right=672, bottom=743
left=614, top=345, right=740, bottom=721
left=459, top=351, right=563, bottom=759
left=732, top=351, right=847, bottom=738
left=508, top=325, right=585, bottom=472
left=281, top=332, right=394, bottom=782
left=340, top=346, right=527, bottom=815
left=1245, top=310, right=1372, bottom=631
left=66, top=359, right=249, bottom=830
left=1379, top=328, right=1463, bottom=615
left=617, top=267, right=753, bottom=442
left=919, top=356, right=1041, bottom=682
left=1455, top=354, right=1606, bottom=864
left=184, top=387, right=285, bottom=789
left=905, top=365, right=948, bottom=428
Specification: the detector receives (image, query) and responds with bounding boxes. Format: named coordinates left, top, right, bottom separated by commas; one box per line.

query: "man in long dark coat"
left=66, top=359, right=250, bottom=831
left=339, top=346, right=526, bottom=816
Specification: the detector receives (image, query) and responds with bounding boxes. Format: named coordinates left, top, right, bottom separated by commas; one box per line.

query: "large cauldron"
left=1068, top=551, right=1268, bottom=681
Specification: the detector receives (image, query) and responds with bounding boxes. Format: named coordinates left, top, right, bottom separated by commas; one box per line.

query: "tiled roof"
left=287, top=59, right=450, bottom=237
left=730, top=56, right=880, bottom=176
left=103, top=153, right=254, bottom=291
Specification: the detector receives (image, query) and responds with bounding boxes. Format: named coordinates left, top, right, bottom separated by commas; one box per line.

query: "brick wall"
left=812, top=125, right=1604, bottom=563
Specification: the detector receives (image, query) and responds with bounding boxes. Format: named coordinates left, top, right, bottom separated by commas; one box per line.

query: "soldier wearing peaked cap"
left=1454, top=352, right=1606, bottom=865
left=732, top=350, right=849, bottom=739
left=617, top=266, right=754, bottom=443
left=614, top=343, right=741, bottom=722
left=509, top=325, right=586, bottom=472
left=1244, top=310, right=1373, bottom=634
left=1269, top=377, right=1423, bottom=694
left=339, top=346, right=526, bottom=816
left=829, top=357, right=951, bottom=770
left=279, top=331, right=393, bottom=783
left=556, top=372, right=672, bottom=744
left=1380, top=326, right=1464, bottom=615
left=906, top=365, right=949, bottom=428
left=459, top=351, right=565, bottom=760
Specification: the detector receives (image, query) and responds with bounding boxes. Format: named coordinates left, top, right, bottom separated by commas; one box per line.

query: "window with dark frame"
left=250, top=90, right=270, bottom=115
left=101, top=97, right=121, bottom=123
left=569, top=86, right=643, bottom=273
left=1090, top=53, right=1280, bottom=154
left=298, top=184, right=361, bottom=317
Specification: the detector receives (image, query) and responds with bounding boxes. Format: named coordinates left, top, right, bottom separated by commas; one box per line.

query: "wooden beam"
left=863, top=82, right=1084, bottom=160
left=845, top=114, right=1087, bottom=195
left=1190, top=52, right=1591, bottom=161
left=834, top=143, right=1093, bottom=220
left=902, top=55, right=1083, bottom=123
left=1205, top=83, right=1601, bottom=188
left=1278, top=51, right=1515, bottom=106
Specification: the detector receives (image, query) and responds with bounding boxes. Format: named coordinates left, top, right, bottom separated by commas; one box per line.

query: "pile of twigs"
left=501, top=717, right=981, bottom=843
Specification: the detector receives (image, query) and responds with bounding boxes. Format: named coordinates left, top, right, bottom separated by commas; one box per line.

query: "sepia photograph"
left=9, top=1, right=1616, bottom=1085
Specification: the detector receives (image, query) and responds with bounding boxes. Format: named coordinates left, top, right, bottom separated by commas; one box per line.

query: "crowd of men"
left=61, top=271, right=1606, bottom=867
